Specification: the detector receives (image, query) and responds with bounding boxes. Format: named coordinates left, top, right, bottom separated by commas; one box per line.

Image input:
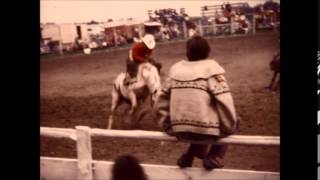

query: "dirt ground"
left=40, top=32, right=280, bottom=172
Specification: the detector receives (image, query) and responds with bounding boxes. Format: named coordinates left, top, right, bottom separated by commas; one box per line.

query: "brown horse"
left=268, top=51, right=280, bottom=91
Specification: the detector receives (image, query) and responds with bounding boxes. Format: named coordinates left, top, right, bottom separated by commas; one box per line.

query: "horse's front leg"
left=108, top=87, right=120, bottom=129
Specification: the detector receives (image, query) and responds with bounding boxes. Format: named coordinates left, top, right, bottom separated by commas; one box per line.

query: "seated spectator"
left=155, top=36, right=239, bottom=170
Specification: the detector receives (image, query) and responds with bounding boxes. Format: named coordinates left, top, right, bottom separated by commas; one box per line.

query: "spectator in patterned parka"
left=155, top=35, right=239, bottom=170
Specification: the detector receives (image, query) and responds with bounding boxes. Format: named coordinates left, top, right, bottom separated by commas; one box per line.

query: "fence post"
left=252, top=16, right=256, bottom=34
left=113, top=28, right=118, bottom=47
left=76, top=126, right=93, bottom=180
left=57, top=25, right=63, bottom=55
left=198, top=19, right=203, bottom=36
left=212, top=20, right=217, bottom=36
left=183, top=21, right=188, bottom=39
left=230, top=17, right=235, bottom=34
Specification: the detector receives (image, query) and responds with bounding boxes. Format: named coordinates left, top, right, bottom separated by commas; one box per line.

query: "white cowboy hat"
left=142, top=34, right=156, bottom=49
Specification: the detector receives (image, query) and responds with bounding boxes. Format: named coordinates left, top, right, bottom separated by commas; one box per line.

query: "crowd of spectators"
left=202, top=1, right=280, bottom=34
left=41, top=2, right=280, bottom=55
left=148, top=8, right=196, bottom=40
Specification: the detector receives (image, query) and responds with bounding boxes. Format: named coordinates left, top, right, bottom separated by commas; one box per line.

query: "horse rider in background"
left=124, top=34, right=162, bottom=86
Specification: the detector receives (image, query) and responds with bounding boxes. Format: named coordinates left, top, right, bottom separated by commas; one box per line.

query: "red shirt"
left=131, top=42, right=153, bottom=63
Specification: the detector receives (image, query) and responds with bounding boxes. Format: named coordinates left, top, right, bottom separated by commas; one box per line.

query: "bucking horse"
left=107, top=62, right=161, bottom=129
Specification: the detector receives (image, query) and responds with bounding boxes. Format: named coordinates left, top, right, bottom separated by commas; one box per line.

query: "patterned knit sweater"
left=155, top=59, right=238, bottom=139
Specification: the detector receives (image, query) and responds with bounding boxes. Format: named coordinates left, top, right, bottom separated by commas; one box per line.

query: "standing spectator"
left=155, top=36, right=239, bottom=170
left=112, top=155, right=148, bottom=180
left=237, top=14, right=249, bottom=34
left=222, top=3, right=234, bottom=22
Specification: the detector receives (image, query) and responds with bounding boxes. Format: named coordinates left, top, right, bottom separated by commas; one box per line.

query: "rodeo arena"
left=41, top=1, right=280, bottom=180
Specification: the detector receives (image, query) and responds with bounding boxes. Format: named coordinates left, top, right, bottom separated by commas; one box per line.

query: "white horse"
left=107, top=62, right=161, bottom=129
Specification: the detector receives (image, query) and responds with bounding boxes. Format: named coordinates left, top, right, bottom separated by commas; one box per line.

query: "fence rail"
left=40, top=126, right=280, bottom=146
left=40, top=126, right=280, bottom=180
left=41, top=157, right=280, bottom=180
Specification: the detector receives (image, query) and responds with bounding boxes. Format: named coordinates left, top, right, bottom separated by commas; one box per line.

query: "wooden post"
left=252, top=16, right=256, bottom=34
left=212, top=20, right=217, bottom=36
left=113, top=28, right=118, bottom=47
left=183, top=21, right=188, bottom=39
left=76, top=126, right=93, bottom=180
left=230, top=17, right=235, bottom=34
left=198, top=19, right=203, bottom=36
left=57, top=25, right=63, bottom=55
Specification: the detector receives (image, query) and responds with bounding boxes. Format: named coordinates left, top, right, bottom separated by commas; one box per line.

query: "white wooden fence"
left=40, top=126, right=280, bottom=180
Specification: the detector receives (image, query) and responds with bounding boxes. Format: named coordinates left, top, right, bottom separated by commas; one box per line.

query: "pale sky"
left=40, top=0, right=279, bottom=24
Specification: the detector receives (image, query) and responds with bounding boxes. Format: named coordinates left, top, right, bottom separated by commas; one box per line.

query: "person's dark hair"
left=186, top=35, right=211, bottom=61
left=112, top=155, right=148, bottom=180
